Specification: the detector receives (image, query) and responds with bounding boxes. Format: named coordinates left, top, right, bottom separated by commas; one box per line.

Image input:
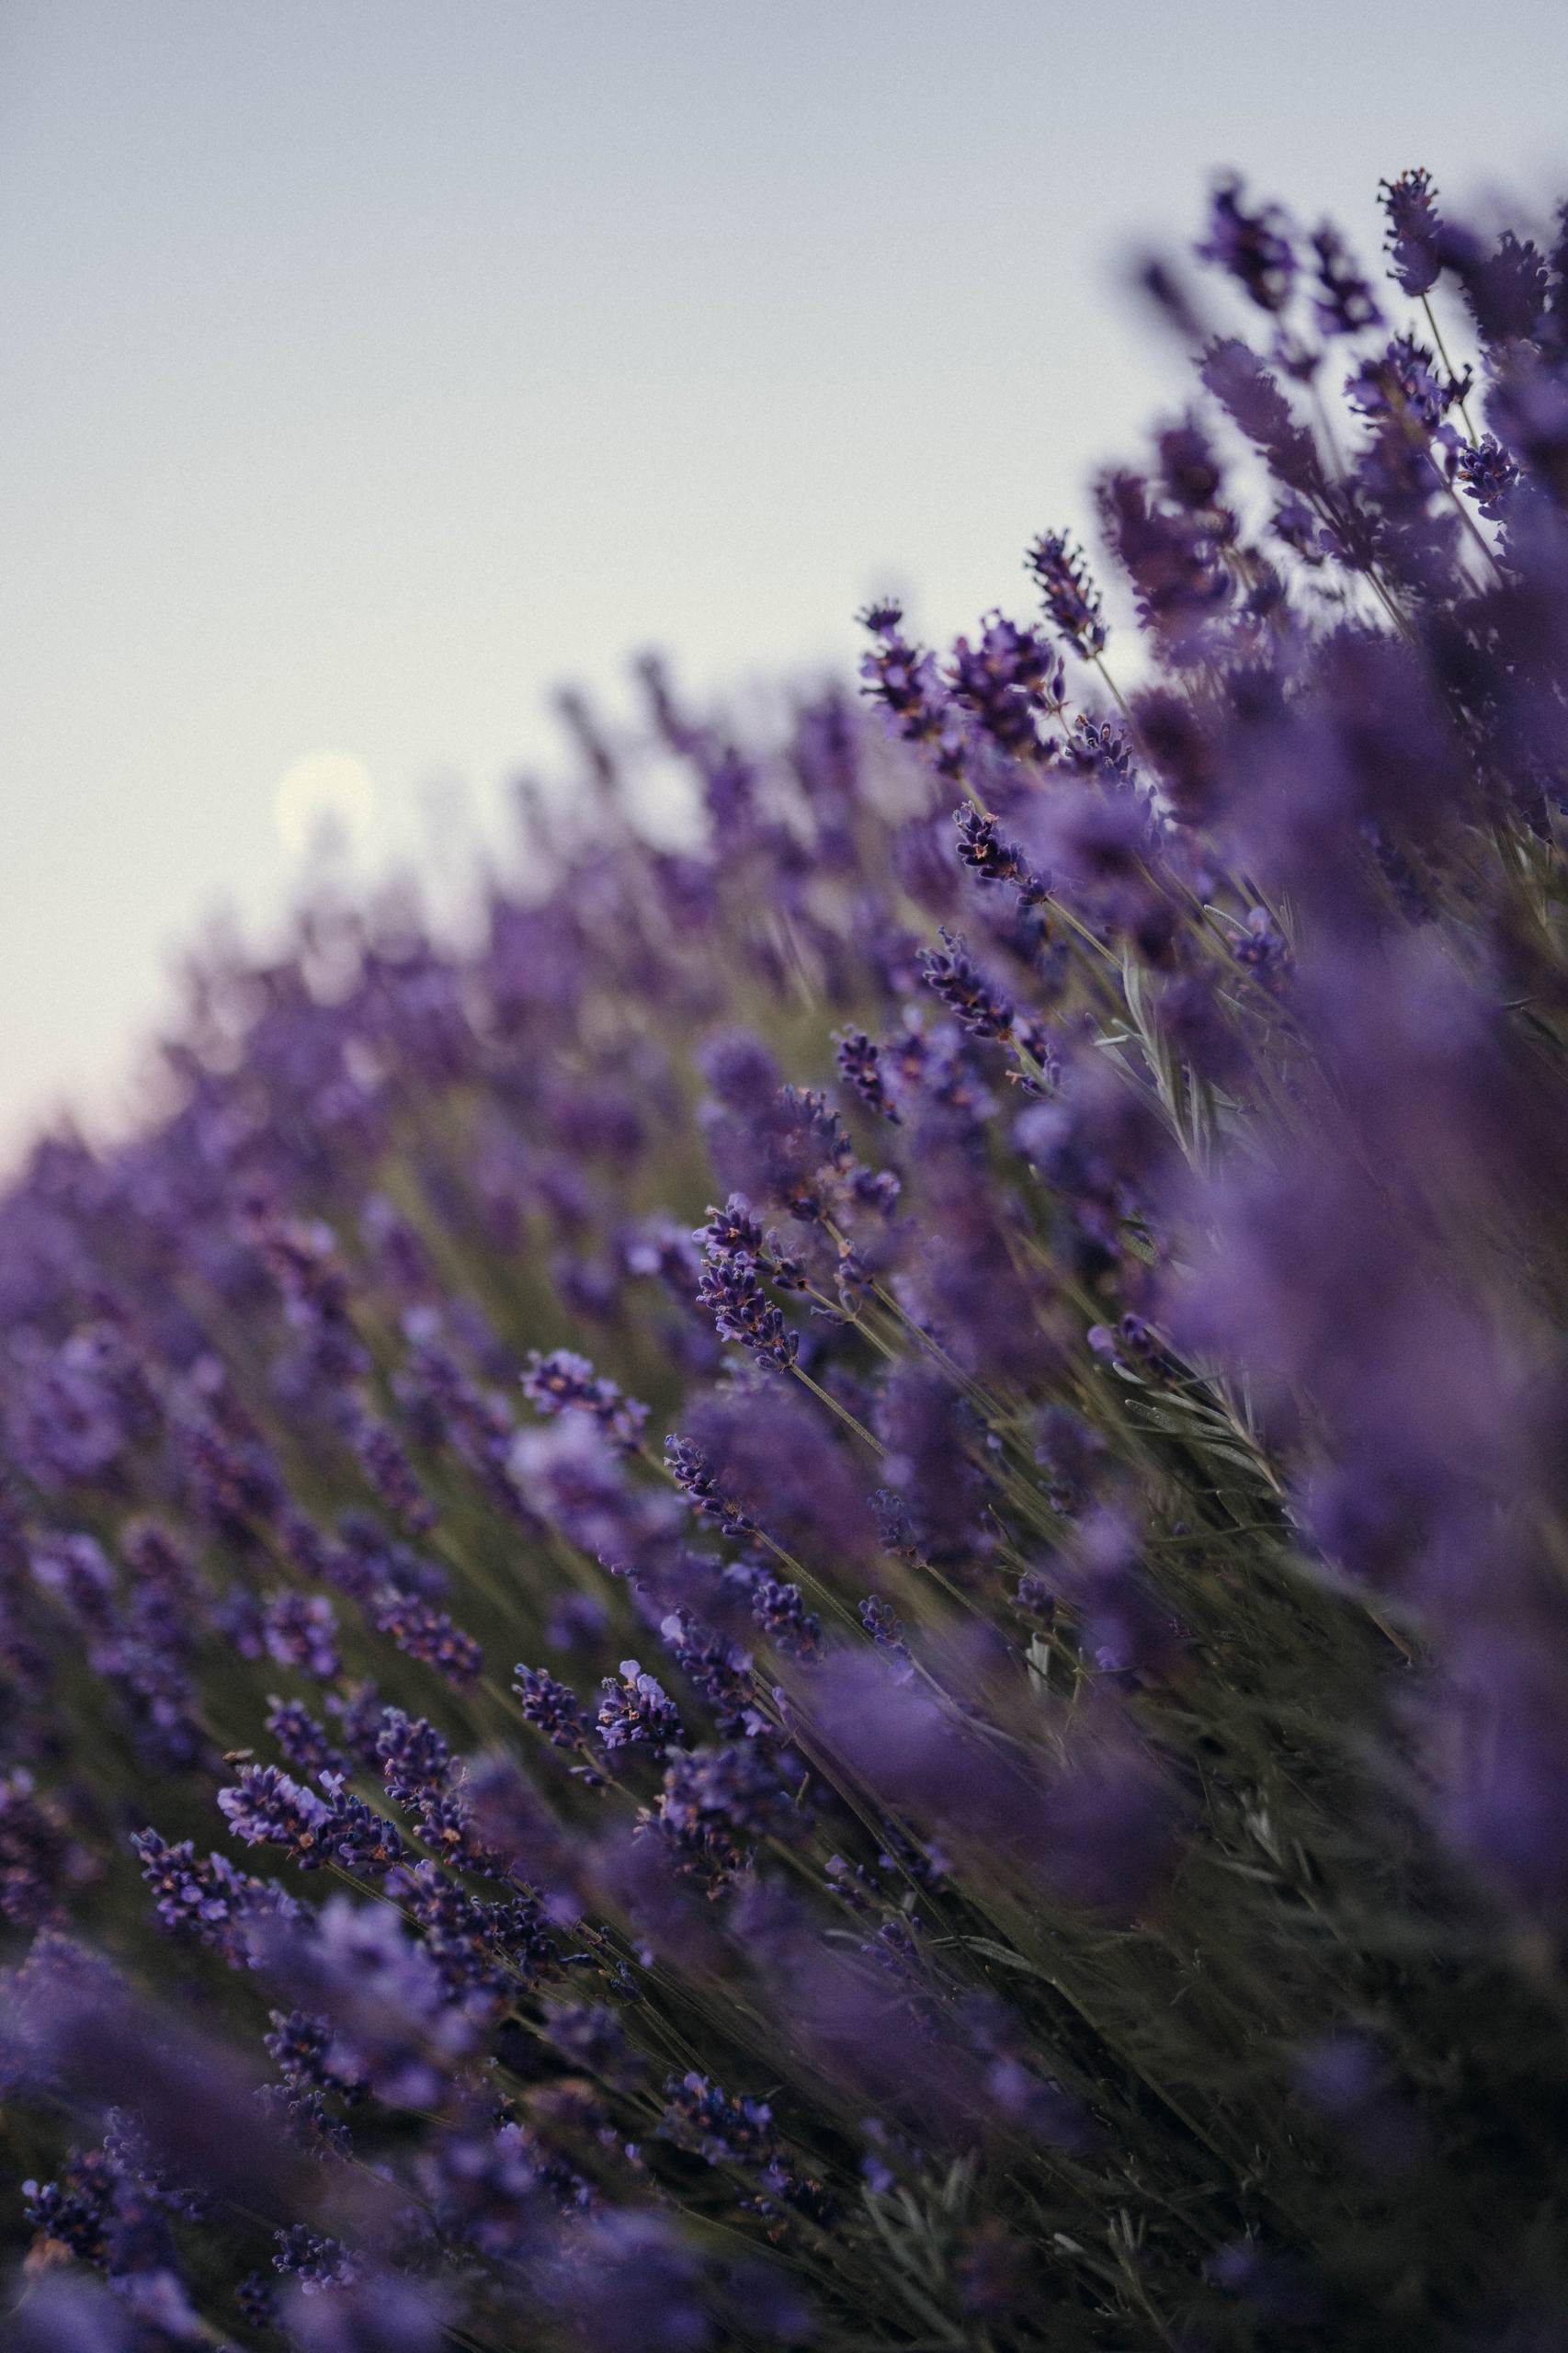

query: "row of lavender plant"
left=4, top=166, right=1568, bottom=2352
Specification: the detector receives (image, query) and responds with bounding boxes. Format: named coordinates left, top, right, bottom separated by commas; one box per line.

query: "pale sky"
left=2, top=0, right=1565, bottom=1160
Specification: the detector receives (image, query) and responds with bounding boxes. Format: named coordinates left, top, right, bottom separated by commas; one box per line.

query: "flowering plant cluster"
left=5, top=167, right=1568, bottom=2351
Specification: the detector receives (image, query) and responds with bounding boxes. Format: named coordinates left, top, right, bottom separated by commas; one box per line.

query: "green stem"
left=1422, top=290, right=1479, bottom=441
left=791, top=1365, right=885, bottom=1456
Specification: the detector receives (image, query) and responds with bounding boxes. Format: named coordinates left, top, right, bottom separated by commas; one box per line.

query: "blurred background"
left=2, top=0, right=1564, bottom=1161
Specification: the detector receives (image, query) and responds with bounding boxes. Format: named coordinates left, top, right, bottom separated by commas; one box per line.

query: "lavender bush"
left=5, top=168, right=1568, bottom=2351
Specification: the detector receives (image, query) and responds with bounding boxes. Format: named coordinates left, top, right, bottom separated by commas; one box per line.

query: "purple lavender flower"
left=543, top=2208, right=712, bottom=2353
left=264, top=2005, right=349, bottom=2093
left=173, top=1407, right=289, bottom=1551
left=874, top=1363, right=991, bottom=1570
left=406, top=1858, right=552, bottom=1995
left=702, top=1084, right=856, bottom=1229
left=858, top=601, right=965, bottom=772
left=917, top=928, right=1016, bottom=1040
left=858, top=1595, right=911, bottom=1670
left=1095, top=468, right=1233, bottom=661
left=22, top=2143, right=117, bottom=2263
left=1198, top=175, right=1298, bottom=313
left=1030, top=1404, right=1106, bottom=1516
left=664, top=1431, right=756, bottom=1537
left=659, top=2070, right=778, bottom=2166
left=657, top=1609, right=763, bottom=1739
left=0, top=1771, right=82, bottom=1927
left=267, top=1695, right=350, bottom=1780
left=694, top=1194, right=765, bottom=1256
left=374, top=1708, right=452, bottom=1803
left=132, top=1827, right=301, bottom=1961
left=1025, top=530, right=1108, bottom=657
left=694, top=1249, right=799, bottom=1373
left=515, top=1663, right=596, bottom=1751
left=1346, top=331, right=1464, bottom=433
left=281, top=2269, right=451, bottom=2351
left=263, top=1589, right=341, bottom=1679
left=245, top=1206, right=369, bottom=1392
left=1380, top=166, right=1444, bottom=296
left=697, top=1030, right=781, bottom=1115
left=1454, top=433, right=1522, bottom=520
left=656, top=1740, right=803, bottom=1879
left=218, top=1763, right=335, bottom=1865
left=345, top=1404, right=437, bottom=1530
left=394, top=1313, right=532, bottom=1525
left=1200, top=337, right=1324, bottom=493
left=369, top=1586, right=483, bottom=1686
left=944, top=611, right=1064, bottom=754
left=744, top=1569, right=821, bottom=1660
left=328, top=1679, right=392, bottom=1770
left=952, top=804, right=1051, bottom=905
left=1232, top=904, right=1293, bottom=993
left=285, top=1892, right=473, bottom=2106
left=833, top=1029, right=902, bottom=1124
left=28, top=1530, right=116, bottom=1631
left=523, top=1347, right=649, bottom=1448
left=511, top=1411, right=685, bottom=1566
left=1312, top=222, right=1383, bottom=336
left=597, top=1657, right=682, bottom=1751
left=275, top=2222, right=361, bottom=2294
left=681, top=1387, right=879, bottom=1571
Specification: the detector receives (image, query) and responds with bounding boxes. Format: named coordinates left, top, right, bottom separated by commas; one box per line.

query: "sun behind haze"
left=273, top=752, right=377, bottom=858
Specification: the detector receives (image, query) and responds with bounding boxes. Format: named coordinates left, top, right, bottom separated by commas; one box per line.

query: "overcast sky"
left=2, top=0, right=1565, bottom=1160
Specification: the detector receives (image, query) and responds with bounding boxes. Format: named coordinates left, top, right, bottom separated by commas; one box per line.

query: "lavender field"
left=6, top=170, right=1568, bottom=2350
